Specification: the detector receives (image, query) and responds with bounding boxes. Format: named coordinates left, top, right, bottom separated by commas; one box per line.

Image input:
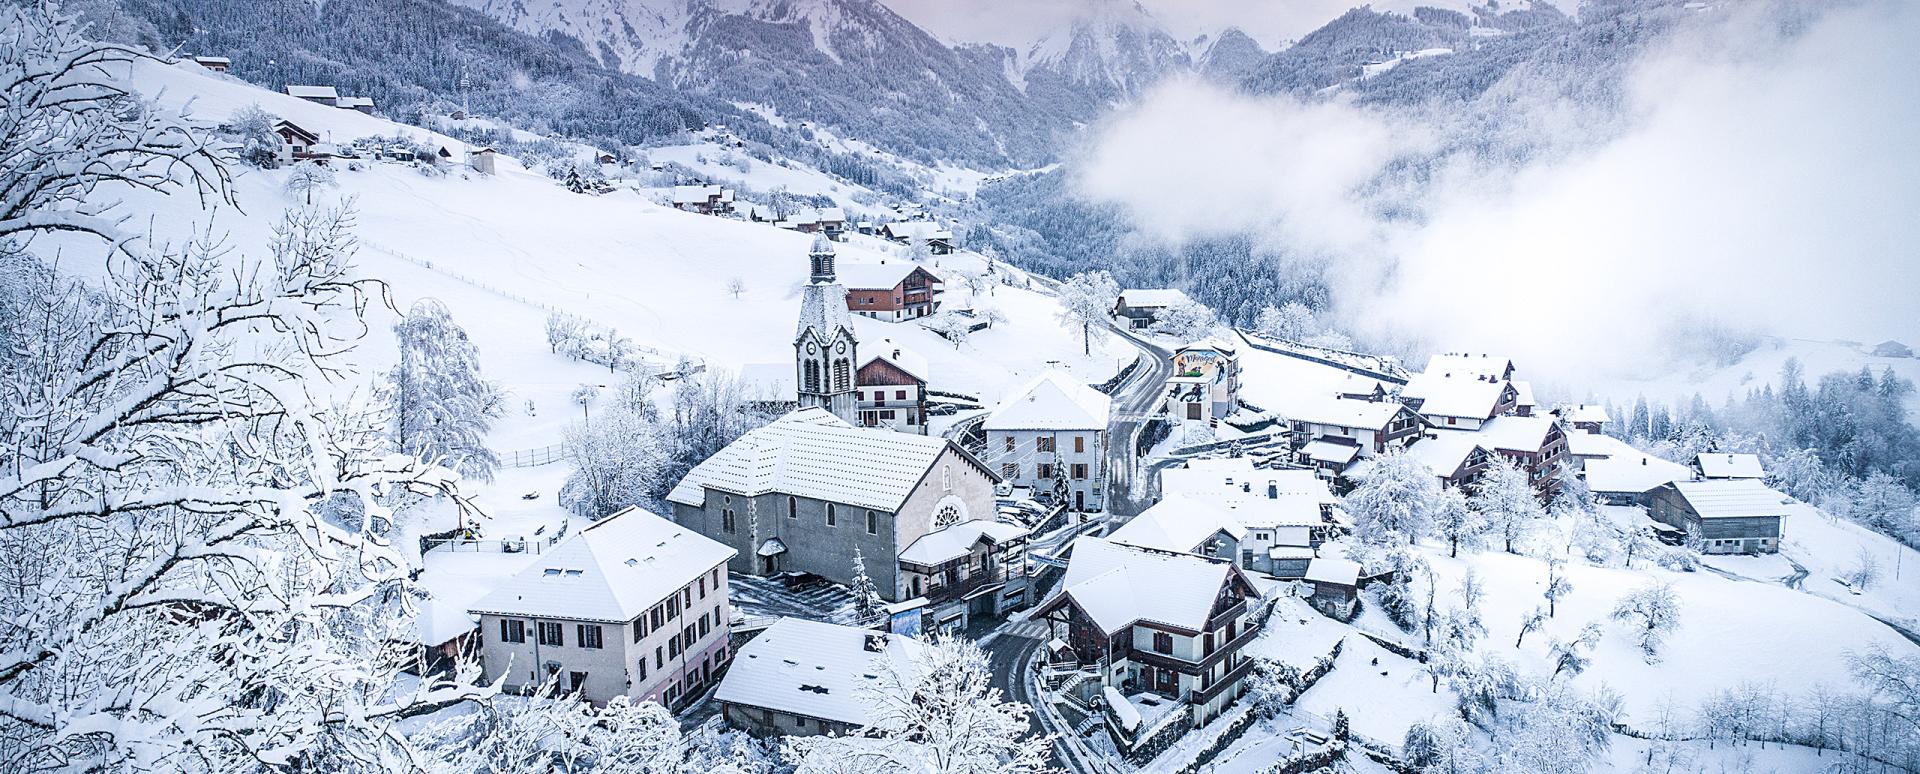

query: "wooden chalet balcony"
left=919, top=570, right=1005, bottom=606
left=860, top=397, right=923, bottom=410
left=1192, top=657, right=1257, bottom=704
left=1123, top=621, right=1260, bottom=675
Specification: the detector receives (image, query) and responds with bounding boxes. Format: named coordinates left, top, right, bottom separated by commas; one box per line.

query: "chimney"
left=893, top=348, right=902, bottom=359
left=1267, top=481, right=1278, bottom=499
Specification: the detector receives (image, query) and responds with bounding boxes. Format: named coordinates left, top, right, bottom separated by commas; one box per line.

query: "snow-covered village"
left=3, top=0, right=1919, bottom=772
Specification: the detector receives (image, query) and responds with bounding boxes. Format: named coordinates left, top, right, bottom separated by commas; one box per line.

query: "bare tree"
left=1611, top=582, right=1682, bottom=663
left=726, top=276, right=746, bottom=299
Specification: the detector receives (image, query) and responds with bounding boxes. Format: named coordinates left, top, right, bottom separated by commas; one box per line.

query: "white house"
left=984, top=371, right=1112, bottom=511
left=467, top=507, right=735, bottom=709
left=1158, top=457, right=1335, bottom=572
left=1165, top=339, right=1241, bottom=421
left=715, top=617, right=927, bottom=737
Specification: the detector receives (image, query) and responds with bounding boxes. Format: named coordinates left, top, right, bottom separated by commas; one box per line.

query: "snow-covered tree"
left=1148, top=297, right=1216, bottom=342
left=726, top=276, right=746, bottom=299
left=1515, top=607, right=1547, bottom=648
left=390, top=298, right=504, bottom=481
left=1548, top=622, right=1604, bottom=679
left=546, top=310, right=586, bottom=353
left=1431, top=485, right=1483, bottom=557
left=1543, top=557, right=1574, bottom=618
left=1471, top=460, right=1544, bottom=554
left=1344, top=450, right=1441, bottom=545
left=228, top=103, right=283, bottom=168
left=960, top=269, right=996, bottom=301
left=1370, top=546, right=1428, bottom=630
left=1611, top=582, right=1681, bottom=663
left=572, top=383, right=600, bottom=420
left=284, top=159, right=338, bottom=204
left=850, top=546, right=885, bottom=623
left=787, top=635, right=1050, bottom=774
left=1617, top=521, right=1658, bottom=569
left=1055, top=270, right=1118, bottom=355
left=1491, top=684, right=1617, bottom=772
left=1404, top=716, right=1487, bottom=773
left=1255, top=301, right=1316, bottom=341
left=1845, top=546, right=1881, bottom=592
left=924, top=311, right=974, bottom=348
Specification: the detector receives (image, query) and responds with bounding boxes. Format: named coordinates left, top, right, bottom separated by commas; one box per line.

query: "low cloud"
left=1072, top=0, right=1920, bottom=381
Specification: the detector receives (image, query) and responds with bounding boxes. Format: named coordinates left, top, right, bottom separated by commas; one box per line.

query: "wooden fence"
left=503, top=444, right=568, bottom=468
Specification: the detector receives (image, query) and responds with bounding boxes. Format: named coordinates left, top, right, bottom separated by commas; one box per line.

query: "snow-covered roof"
left=336, top=96, right=374, bottom=109
left=1583, top=454, right=1691, bottom=494
left=1268, top=546, right=1315, bottom=560
left=1286, top=396, right=1411, bottom=431
left=1043, top=537, right=1247, bottom=635
left=1117, top=288, right=1190, bottom=309
left=862, top=341, right=930, bottom=383
left=468, top=507, right=734, bottom=623
left=1473, top=415, right=1557, bottom=454
left=1400, top=431, right=1487, bottom=478
left=1695, top=453, right=1765, bottom=479
left=1107, top=495, right=1247, bottom=554
left=1559, top=404, right=1611, bottom=424
left=1159, top=459, right=1333, bottom=529
left=1401, top=372, right=1508, bottom=420
left=1304, top=557, right=1360, bottom=586
left=837, top=261, right=928, bottom=290
left=667, top=409, right=978, bottom=512
left=1512, top=380, right=1536, bottom=408
left=714, top=618, right=927, bottom=728
left=1300, top=438, right=1361, bottom=464
left=284, top=84, right=338, bottom=100
left=1423, top=353, right=1514, bottom=380
left=758, top=538, right=788, bottom=557
left=1666, top=479, right=1792, bottom=519
left=672, top=184, right=722, bottom=204
left=1175, top=338, right=1237, bottom=357
left=817, top=207, right=846, bottom=222
left=898, top=519, right=1028, bottom=566
left=192, top=55, right=231, bottom=65
left=1565, top=429, right=1618, bottom=458
left=881, top=220, right=953, bottom=241
left=983, top=371, right=1111, bottom=431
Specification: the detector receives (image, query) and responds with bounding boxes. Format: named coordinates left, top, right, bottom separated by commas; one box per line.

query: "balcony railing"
left=1123, top=622, right=1260, bottom=675
left=1192, top=657, right=1257, bottom=704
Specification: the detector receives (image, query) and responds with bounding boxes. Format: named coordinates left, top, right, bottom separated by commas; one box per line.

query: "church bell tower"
left=795, top=236, right=858, bottom=423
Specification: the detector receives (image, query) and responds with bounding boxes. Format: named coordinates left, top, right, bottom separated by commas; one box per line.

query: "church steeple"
left=795, top=238, right=857, bottom=424
left=808, top=234, right=837, bottom=284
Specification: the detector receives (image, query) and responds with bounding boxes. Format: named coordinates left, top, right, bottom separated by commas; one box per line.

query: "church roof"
left=796, top=281, right=854, bottom=342
left=667, top=408, right=991, bottom=512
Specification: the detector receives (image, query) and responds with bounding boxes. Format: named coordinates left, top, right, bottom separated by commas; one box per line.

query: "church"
left=667, top=239, right=1031, bottom=628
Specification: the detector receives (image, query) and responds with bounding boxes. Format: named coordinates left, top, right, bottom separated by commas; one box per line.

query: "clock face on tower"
left=806, top=342, right=816, bottom=355
left=836, top=341, right=846, bottom=354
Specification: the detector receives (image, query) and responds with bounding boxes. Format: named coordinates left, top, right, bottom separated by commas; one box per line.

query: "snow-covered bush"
left=390, top=298, right=505, bottom=482
left=1611, top=582, right=1682, bottom=663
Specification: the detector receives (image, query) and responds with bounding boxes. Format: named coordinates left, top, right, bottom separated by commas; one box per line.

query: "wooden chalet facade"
left=856, top=349, right=929, bottom=434
left=841, top=263, right=943, bottom=322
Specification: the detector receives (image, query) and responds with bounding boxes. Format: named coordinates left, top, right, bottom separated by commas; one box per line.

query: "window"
left=1071, top=463, right=1088, bottom=480
left=880, top=410, right=895, bottom=419
left=669, top=636, right=682, bottom=659
left=1004, top=436, right=1015, bottom=452
left=569, top=671, right=588, bottom=693
left=1037, top=463, right=1055, bottom=479
left=538, top=622, right=564, bottom=647
left=632, top=617, right=647, bottom=642
left=1002, top=463, right=1018, bottom=479
left=1036, top=436, right=1055, bottom=453
left=636, top=657, right=648, bottom=681
left=650, top=607, right=664, bottom=630
left=715, top=604, right=723, bottom=627
left=934, top=504, right=961, bottom=528
left=500, top=619, right=526, bottom=644
left=699, top=576, right=706, bottom=598
left=942, top=464, right=952, bottom=492
left=788, top=496, right=797, bottom=519
left=712, top=568, right=720, bottom=588
left=722, top=506, right=736, bottom=534
left=684, top=587, right=692, bottom=607
left=699, top=613, right=710, bottom=638
left=1074, top=435, right=1085, bottom=453
left=1152, top=632, right=1173, bottom=654
left=1203, top=632, right=1215, bottom=656
left=866, top=510, right=878, bottom=535
left=895, top=389, right=907, bottom=400
left=684, top=624, right=697, bottom=649
left=578, top=624, right=604, bottom=649
left=667, top=596, right=680, bottom=621
left=805, top=360, right=820, bottom=392
left=826, top=504, right=837, bottom=526
left=656, top=647, right=664, bottom=669
left=833, top=359, right=850, bottom=391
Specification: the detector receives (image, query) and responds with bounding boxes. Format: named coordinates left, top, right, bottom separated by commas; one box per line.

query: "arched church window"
left=805, top=360, right=820, bottom=392
left=834, top=359, right=850, bottom=391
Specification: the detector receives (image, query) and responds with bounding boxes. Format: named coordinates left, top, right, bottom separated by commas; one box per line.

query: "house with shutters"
left=1112, top=288, right=1192, bottom=330
left=667, top=409, right=1025, bottom=626
left=1033, top=538, right=1262, bottom=758
left=1156, top=458, right=1337, bottom=574
left=271, top=120, right=320, bottom=163
left=467, top=507, right=735, bottom=709
left=1286, top=397, right=1428, bottom=478
left=716, top=618, right=928, bottom=737
left=839, top=261, right=943, bottom=322
left=1471, top=415, right=1571, bottom=492
left=856, top=344, right=930, bottom=433
left=984, top=371, right=1111, bottom=511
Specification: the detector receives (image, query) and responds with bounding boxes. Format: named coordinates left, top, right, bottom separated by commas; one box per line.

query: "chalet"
left=468, top=147, right=497, bottom=175
left=1391, top=431, right=1494, bottom=489
left=1564, top=428, right=1620, bottom=471
left=671, top=185, right=734, bottom=215
left=1645, top=479, right=1790, bottom=554
left=467, top=507, right=734, bottom=709
left=880, top=221, right=954, bottom=254
left=984, top=371, right=1111, bottom=512
left=1165, top=339, right=1241, bottom=421
left=1336, top=373, right=1391, bottom=402
left=1423, top=352, right=1515, bottom=382
left=667, top=409, right=1027, bottom=626
left=283, top=84, right=339, bottom=106
left=1553, top=404, right=1610, bottom=434
left=896, top=517, right=1032, bottom=624
left=1872, top=340, right=1913, bottom=358
left=1512, top=380, right=1538, bottom=417
left=1693, top=452, right=1765, bottom=480
left=1583, top=454, right=1691, bottom=505
left=1399, top=371, right=1518, bottom=430
left=839, top=261, right=943, bottom=322
left=1471, top=415, right=1569, bottom=491
left=270, top=120, right=320, bottom=162
left=1033, top=538, right=1262, bottom=755
left=856, top=344, right=930, bottom=434
left=1303, top=558, right=1361, bottom=619
left=716, top=618, right=926, bottom=737
left=1158, top=458, right=1337, bottom=571
left=191, top=55, right=230, bottom=72
left=1112, top=288, right=1192, bottom=330
left=1107, top=495, right=1248, bottom=563
left=1286, top=397, right=1427, bottom=477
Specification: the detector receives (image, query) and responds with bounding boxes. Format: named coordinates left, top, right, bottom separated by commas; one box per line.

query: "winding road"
left=1101, top=323, right=1173, bottom=521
